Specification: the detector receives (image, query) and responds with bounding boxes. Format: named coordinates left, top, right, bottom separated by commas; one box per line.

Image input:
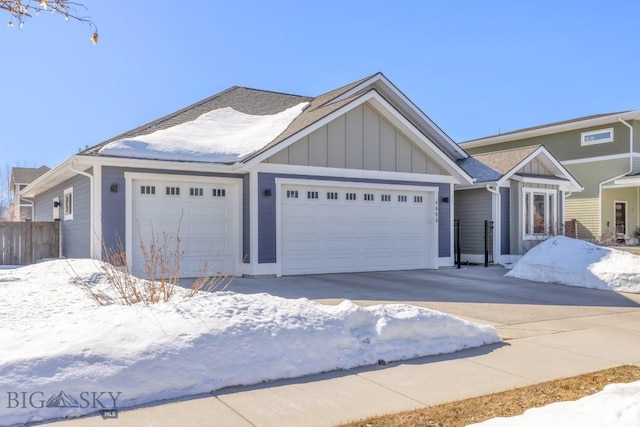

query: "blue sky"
left=2, top=0, right=640, bottom=170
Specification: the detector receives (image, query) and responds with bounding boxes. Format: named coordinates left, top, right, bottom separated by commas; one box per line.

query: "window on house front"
left=581, top=128, right=613, bottom=146
left=63, top=187, right=73, bottom=221
left=523, top=189, right=556, bottom=239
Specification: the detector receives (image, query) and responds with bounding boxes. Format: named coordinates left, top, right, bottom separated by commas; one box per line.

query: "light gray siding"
left=257, top=172, right=450, bottom=263
left=454, top=188, right=492, bottom=256
left=242, top=174, right=250, bottom=263
left=34, top=172, right=91, bottom=258
left=266, top=103, right=448, bottom=176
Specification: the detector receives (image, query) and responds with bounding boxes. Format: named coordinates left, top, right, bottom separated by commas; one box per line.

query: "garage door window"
left=327, top=191, right=338, bottom=200
left=398, top=195, right=407, bottom=202
left=364, top=193, right=374, bottom=201
left=414, top=195, right=423, bottom=203
left=346, top=192, right=356, bottom=201
left=213, top=188, right=226, bottom=197
left=140, top=185, right=156, bottom=195
left=166, top=186, right=180, bottom=196
left=189, top=187, right=204, bottom=196
left=381, top=194, right=391, bottom=202
left=307, top=191, right=319, bottom=199
left=286, top=190, right=298, bottom=198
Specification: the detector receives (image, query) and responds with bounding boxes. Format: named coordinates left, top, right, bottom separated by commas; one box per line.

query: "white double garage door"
left=129, top=174, right=438, bottom=277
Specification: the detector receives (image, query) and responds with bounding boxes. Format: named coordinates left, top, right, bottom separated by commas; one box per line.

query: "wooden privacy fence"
left=0, top=220, right=61, bottom=265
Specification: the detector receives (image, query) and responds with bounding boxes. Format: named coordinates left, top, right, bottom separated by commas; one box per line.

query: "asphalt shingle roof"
left=11, top=166, right=50, bottom=185
left=472, top=145, right=541, bottom=175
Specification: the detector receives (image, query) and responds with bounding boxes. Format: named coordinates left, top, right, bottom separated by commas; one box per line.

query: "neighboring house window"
left=523, top=189, right=556, bottom=239
left=63, top=187, right=73, bottom=221
left=581, top=128, right=613, bottom=146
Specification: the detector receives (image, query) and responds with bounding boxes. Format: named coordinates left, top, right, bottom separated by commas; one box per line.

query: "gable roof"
left=472, top=145, right=541, bottom=175
left=458, top=145, right=582, bottom=191
left=84, top=72, right=468, bottom=166
left=10, top=166, right=50, bottom=186
left=461, top=110, right=640, bottom=149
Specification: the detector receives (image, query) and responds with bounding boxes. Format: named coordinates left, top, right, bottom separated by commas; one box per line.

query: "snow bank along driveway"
left=0, top=259, right=499, bottom=425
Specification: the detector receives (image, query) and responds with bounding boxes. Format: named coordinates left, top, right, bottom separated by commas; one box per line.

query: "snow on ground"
left=468, top=380, right=640, bottom=427
left=506, top=236, right=640, bottom=293
left=98, top=102, right=308, bottom=163
left=0, top=259, right=499, bottom=425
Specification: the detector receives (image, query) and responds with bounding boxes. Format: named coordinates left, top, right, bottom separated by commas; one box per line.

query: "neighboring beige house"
left=460, top=111, right=640, bottom=243
left=9, top=166, right=50, bottom=221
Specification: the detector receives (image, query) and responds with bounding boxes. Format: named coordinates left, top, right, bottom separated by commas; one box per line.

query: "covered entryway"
left=128, top=174, right=242, bottom=278
left=279, top=182, right=438, bottom=275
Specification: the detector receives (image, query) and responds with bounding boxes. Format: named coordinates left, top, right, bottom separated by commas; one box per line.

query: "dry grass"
left=338, top=365, right=640, bottom=427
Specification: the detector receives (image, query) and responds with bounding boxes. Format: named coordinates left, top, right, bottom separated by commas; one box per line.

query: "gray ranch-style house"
left=23, top=73, right=485, bottom=277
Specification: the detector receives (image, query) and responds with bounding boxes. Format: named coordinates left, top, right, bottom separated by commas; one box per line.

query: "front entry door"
left=615, top=202, right=627, bottom=236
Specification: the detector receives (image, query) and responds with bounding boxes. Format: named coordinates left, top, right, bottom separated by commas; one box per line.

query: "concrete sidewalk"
left=48, top=267, right=640, bottom=427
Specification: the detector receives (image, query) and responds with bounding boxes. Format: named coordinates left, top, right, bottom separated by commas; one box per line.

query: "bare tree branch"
left=2, top=0, right=98, bottom=43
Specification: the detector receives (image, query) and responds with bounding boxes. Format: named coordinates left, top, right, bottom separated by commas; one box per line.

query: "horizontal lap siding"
left=34, top=173, right=91, bottom=258
left=466, top=122, right=631, bottom=162
left=564, top=158, right=630, bottom=239
left=454, top=188, right=491, bottom=255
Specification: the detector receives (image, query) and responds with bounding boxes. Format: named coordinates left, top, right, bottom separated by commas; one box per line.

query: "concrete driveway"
left=51, top=266, right=640, bottom=427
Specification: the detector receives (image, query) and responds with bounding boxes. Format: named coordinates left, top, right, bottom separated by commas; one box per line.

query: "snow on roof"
left=98, top=102, right=309, bottom=163
left=506, top=236, right=640, bottom=293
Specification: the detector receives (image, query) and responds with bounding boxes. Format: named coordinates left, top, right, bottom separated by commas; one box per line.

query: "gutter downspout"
left=597, top=118, right=634, bottom=237
left=69, top=162, right=96, bottom=259
left=486, top=184, right=500, bottom=265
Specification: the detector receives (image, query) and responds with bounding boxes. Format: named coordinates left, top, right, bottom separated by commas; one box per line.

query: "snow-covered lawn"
left=0, top=259, right=499, bottom=425
left=468, top=380, right=640, bottom=427
left=506, top=236, right=640, bottom=293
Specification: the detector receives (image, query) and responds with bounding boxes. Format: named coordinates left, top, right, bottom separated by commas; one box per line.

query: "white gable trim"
left=496, top=147, right=582, bottom=192
left=243, top=91, right=473, bottom=184
left=328, top=74, right=468, bottom=159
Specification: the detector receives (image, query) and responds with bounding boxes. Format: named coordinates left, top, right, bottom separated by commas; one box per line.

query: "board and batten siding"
left=265, top=103, right=448, bottom=176
left=466, top=121, right=632, bottom=163
left=33, top=172, right=91, bottom=258
left=257, top=172, right=450, bottom=263
left=454, top=188, right=492, bottom=256
left=516, top=157, right=552, bottom=175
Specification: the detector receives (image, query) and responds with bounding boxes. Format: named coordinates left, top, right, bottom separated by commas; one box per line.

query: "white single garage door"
left=130, top=176, right=241, bottom=278
left=281, top=183, right=437, bottom=275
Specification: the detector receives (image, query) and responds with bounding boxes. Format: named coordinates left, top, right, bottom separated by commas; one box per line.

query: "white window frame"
left=63, top=187, right=74, bottom=221
left=581, top=128, right=613, bottom=146
left=522, top=188, right=557, bottom=240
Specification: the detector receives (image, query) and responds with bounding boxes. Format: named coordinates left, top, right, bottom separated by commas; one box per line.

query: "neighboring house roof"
left=460, top=110, right=640, bottom=149
left=10, top=166, right=50, bottom=186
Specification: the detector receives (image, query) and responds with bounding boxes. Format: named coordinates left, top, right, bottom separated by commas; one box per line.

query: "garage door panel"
left=281, top=183, right=435, bottom=275
left=131, top=178, right=239, bottom=278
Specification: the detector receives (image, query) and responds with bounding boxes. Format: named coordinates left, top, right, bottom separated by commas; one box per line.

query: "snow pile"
left=506, top=236, right=640, bottom=293
left=468, top=380, right=640, bottom=427
left=0, top=259, right=499, bottom=425
left=98, top=102, right=308, bottom=163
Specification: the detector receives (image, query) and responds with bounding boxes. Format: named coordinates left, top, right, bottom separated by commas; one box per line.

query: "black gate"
left=484, top=220, right=494, bottom=267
